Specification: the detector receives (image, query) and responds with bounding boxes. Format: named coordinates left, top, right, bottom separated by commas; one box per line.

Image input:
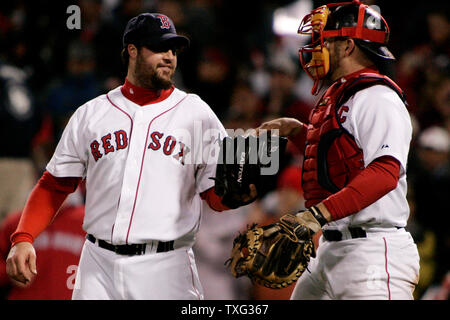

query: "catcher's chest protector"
left=302, top=72, right=406, bottom=208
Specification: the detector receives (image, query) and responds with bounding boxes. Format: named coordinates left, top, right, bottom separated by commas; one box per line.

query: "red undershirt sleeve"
left=10, top=171, right=82, bottom=247
left=200, top=187, right=230, bottom=212
left=322, top=156, right=401, bottom=221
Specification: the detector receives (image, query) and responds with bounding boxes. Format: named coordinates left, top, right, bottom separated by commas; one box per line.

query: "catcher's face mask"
left=298, top=0, right=390, bottom=95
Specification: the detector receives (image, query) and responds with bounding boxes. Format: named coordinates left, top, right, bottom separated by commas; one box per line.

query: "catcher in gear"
left=229, top=0, right=420, bottom=299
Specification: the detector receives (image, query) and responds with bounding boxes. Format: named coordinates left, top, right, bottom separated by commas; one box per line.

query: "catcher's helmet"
left=298, top=0, right=394, bottom=94
left=325, top=3, right=395, bottom=62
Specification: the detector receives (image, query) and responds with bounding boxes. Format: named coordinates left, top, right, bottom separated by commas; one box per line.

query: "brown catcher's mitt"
left=225, top=214, right=315, bottom=289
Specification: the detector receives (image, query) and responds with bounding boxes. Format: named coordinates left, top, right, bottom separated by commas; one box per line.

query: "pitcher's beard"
left=134, top=56, right=174, bottom=90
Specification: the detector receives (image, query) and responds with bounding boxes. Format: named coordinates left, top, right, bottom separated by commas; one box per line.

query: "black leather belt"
left=322, top=227, right=367, bottom=241
left=323, top=226, right=403, bottom=241
left=86, top=234, right=174, bottom=256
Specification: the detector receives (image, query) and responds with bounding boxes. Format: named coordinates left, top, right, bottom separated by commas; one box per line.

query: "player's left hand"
left=227, top=183, right=258, bottom=206
left=280, top=205, right=330, bottom=241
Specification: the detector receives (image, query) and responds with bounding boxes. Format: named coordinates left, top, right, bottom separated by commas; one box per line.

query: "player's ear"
left=128, top=44, right=138, bottom=59
left=344, top=39, right=356, bottom=57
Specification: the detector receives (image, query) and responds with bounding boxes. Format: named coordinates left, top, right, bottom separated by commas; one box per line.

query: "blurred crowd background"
left=0, top=0, right=448, bottom=300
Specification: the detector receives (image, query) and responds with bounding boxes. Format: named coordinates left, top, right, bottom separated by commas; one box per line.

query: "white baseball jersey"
left=324, top=84, right=413, bottom=230
left=46, top=86, right=227, bottom=246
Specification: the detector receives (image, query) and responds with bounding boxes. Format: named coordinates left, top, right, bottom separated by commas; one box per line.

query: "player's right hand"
left=6, top=242, right=37, bottom=285
left=255, top=117, right=305, bottom=137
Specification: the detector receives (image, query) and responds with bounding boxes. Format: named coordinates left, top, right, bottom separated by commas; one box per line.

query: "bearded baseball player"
left=256, top=0, right=420, bottom=299
left=5, top=13, right=256, bottom=300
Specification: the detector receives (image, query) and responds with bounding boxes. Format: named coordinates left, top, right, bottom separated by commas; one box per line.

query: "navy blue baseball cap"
left=122, top=13, right=190, bottom=50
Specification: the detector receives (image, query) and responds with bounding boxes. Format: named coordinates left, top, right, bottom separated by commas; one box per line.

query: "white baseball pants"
left=291, top=228, right=420, bottom=300
left=72, top=239, right=204, bottom=300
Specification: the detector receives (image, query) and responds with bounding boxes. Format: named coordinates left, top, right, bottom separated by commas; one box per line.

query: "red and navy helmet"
left=298, top=0, right=395, bottom=94
left=323, top=1, right=395, bottom=61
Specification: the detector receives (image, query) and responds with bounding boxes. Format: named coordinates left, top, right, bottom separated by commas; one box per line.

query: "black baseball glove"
left=212, top=134, right=287, bottom=209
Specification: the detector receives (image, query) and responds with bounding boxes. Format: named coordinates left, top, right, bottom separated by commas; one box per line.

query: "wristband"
left=309, top=206, right=328, bottom=226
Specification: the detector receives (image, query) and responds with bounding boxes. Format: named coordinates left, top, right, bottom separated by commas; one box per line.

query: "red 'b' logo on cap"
left=157, top=15, right=171, bottom=29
